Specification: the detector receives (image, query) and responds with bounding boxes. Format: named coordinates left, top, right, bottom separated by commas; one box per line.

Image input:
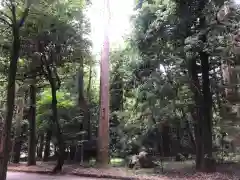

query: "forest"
left=0, top=0, right=240, bottom=180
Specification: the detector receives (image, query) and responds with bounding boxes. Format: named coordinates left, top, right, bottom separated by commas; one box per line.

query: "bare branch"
left=0, top=17, right=12, bottom=27
left=0, top=25, right=11, bottom=34
left=0, top=11, right=13, bottom=22
left=10, top=1, right=16, bottom=24
left=4, top=1, right=13, bottom=13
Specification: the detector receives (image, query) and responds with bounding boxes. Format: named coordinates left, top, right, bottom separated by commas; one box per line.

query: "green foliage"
left=0, top=0, right=238, bottom=170
left=36, top=87, right=90, bottom=145
left=107, top=0, right=240, bottom=160
left=36, top=88, right=73, bottom=131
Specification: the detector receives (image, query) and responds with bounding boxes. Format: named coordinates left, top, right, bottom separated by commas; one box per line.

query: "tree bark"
left=199, top=17, right=215, bottom=172
left=180, top=109, right=196, bottom=153
left=51, top=81, right=65, bottom=173
left=97, top=0, right=110, bottom=167
left=200, top=51, right=215, bottom=171
left=43, top=130, right=52, bottom=161
left=27, top=84, right=37, bottom=166
left=162, top=124, right=171, bottom=156
left=40, top=49, right=64, bottom=172
left=54, top=145, right=57, bottom=157
left=188, top=58, right=203, bottom=170
left=86, top=65, right=93, bottom=138
left=78, top=65, right=91, bottom=140
left=87, top=65, right=92, bottom=100
left=12, top=139, right=21, bottom=163
left=69, top=145, right=76, bottom=161
left=185, top=118, right=196, bottom=153
left=37, top=134, right=44, bottom=159
left=0, top=26, right=20, bottom=180
left=175, top=123, right=182, bottom=156
left=13, top=89, right=25, bottom=163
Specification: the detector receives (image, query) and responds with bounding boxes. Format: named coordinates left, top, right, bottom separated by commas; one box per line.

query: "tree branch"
left=10, top=1, right=16, bottom=24
left=0, top=17, right=12, bottom=27
left=55, top=69, right=61, bottom=90
left=40, top=54, right=51, bottom=81
left=4, top=1, right=13, bottom=13
left=0, top=11, right=13, bottom=22
left=0, top=24, right=11, bottom=34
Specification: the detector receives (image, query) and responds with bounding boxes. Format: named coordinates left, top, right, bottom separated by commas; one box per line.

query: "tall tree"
left=12, top=83, right=26, bottom=163
left=77, top=58, right=91, bottom=141
left=18, top=0, right=91, bottom=171
left=97, top=0, right=111, bottom=166
left=0, top=1, right=31, bottom=179
left=27, top=81, right=37, bottom=165
left=130, top=0, right=230, bottom=171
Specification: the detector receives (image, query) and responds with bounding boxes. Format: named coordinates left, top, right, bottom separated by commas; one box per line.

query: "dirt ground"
left=7, top=160, right=240, bottom=180
left=7, top=172, right=113, bottom=180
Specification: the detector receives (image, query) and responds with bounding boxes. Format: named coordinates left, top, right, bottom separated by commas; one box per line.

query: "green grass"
left=89, top=158, right=125, bottom=167
left=111, top=158, right=125, bottom=166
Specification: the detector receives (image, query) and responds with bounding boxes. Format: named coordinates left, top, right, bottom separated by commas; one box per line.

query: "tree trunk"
left=13, top=89, right=25, bottom=163
left=0, top=27, right=20, bottom=180
left=78, top=65, right=91, bottom=140
left=188, top=58, right=203, bottom=170
left=27, top=84, right=37, bottom=166
left=87, top=65, right=92, bottom=100
left=199, top=17, right=215, bottom=172
left=51, top=82, right=65, bottom=173
left=12, top=139, right=21, bottom=163
left=180, top=109, right=196, bottom=153
left=69, top=145, right=76, bottom=161
left=37, top=134, right=44, bottom=159
left=185, top=118, right=196, bottom=153
left=54, top=145, right=57, bottom=157
left=200, top=51, right=215, bottom=171
left=97, top=0, right=110, bottom=167
left=162, top=124, right=171, bottom=156
left=174, top=123, right=181, bottom=156
left=98, top=64, right=110, bottom=166
left=43, top=130, right=52, bottom=161
left=86, top=65, right=93, bottom=138
left=200, top=51, right=214, bottom=171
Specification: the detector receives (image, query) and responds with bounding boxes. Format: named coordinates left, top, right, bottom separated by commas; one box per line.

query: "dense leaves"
left=0, top=0, right=240, bottom=179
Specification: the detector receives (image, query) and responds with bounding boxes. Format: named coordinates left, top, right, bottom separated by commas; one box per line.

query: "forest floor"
left=7, top=160, right=240, bottom=180
left=7, top=172, right=112, bottom=180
